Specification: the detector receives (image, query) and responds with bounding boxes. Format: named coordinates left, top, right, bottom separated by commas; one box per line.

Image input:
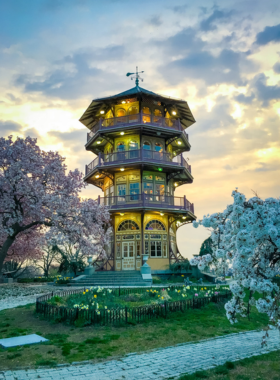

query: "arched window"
left=153, top=109, right=162, bottom=124
left=142, top=107, right=151, bottom=123
left=155, top=142, right=163, bottom=152
left=143, top=141, right=151, bottom=150
left=118, top=220, right=140, bottom=231
left=142, top=107, right=151, bottom=114
left=128, top=106, right=138, bottom=115
left=117, top=142, right=125, bottom=152
left=154, top=109, right=162, bottom=117
left=145, top=220, right=166, bottom=231
left=117, top=109, right=126, bottom=117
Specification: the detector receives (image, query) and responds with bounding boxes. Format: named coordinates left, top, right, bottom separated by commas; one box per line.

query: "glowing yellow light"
left=100, top=110, right=105, bottom=114
left=95, top=175, right=100, bottom=178
left=160, top=213, right=164, bottom=216
left=172, top=111, right=176, bottom=115
left=120, top=168, right=125, bottom=171
left=97, top=141, right=101, bottom=144
left=120, top=132, right=124, bottom=135
left=182, top=216, right=186, bottom=219
left=120, top=213, right=124, bottom=216
left=177, top=141, right=182, bottom=145
left=122, top=101, right=126, bottom=104
left=174, top=183, right=178, bottom=187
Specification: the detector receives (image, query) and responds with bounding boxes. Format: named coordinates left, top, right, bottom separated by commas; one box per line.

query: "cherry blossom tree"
left=0, top=136, right=111, bottom=275
left=2, top=228, right=44, bottom=277
left=190, top=189, right=280, bottom=343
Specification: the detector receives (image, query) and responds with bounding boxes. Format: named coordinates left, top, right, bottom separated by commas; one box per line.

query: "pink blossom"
left=0, top=136, right=111, bottom=273
left=195, top=293, right=198, bottom=297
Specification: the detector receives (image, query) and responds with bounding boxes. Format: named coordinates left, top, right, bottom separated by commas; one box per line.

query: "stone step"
left=70, top=281, right=152, bottom=288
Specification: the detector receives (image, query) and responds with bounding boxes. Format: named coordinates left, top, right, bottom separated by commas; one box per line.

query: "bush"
left=18, top=277, right=55, bottom=283
left=152, top=276, right=162, bottom=284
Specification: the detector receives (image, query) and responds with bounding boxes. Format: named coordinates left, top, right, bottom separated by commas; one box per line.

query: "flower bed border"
left=36, top=286, right=231, bottom=326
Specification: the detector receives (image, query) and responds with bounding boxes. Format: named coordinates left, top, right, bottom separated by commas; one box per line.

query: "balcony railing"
left=87, top=112, right=189, bottom=142
left=97, top=193, right=194, bottom=213
left=85, top=149, right=191, bottom=176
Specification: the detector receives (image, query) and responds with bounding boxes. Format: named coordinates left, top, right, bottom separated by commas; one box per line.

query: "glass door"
left=122, top=242, right=135, bottom=270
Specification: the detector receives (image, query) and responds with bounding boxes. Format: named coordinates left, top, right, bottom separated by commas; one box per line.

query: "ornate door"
left=122, top=242, right=135, bottom=270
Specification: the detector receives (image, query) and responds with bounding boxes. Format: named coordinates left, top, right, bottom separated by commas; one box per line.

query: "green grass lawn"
left=176, top=350, right=280, bottom=380
left=0, top=300, right=269, bottom=371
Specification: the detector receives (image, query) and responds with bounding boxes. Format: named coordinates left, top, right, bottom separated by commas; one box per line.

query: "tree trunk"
left=0, top=236, right=16, bottom=276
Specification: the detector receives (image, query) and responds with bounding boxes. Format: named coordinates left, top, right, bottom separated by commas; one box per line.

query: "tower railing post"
left=98, top=195, right=100, bottom=205
left=184, top=195, right=187, bottom=210
left=98, top=152, right=101, bottom=166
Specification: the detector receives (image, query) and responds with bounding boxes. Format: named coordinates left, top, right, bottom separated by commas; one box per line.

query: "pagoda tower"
left=79, top=70, right=196, bottom=272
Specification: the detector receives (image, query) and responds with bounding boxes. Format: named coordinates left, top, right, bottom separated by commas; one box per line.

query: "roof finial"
left=126, top=66, right=144, bottom=87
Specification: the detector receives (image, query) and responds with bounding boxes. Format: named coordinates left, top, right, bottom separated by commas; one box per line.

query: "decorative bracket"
left=167, top=171, right=181, bottom=184
left=166, top=136, right=178, bottom=146
left=100, top=170, right=114, bottom=183
left=100, top=134, right=114, bottom=146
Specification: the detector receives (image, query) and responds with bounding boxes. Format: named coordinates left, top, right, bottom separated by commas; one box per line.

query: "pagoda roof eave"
left=79, top=86, right=196, bottom=129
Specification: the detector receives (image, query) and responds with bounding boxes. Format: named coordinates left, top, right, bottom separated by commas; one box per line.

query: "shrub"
left=152, top=276, right=162, bottom=284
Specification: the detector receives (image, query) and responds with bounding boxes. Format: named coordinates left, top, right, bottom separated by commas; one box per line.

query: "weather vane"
left=126, top=66, right=144, bottom=86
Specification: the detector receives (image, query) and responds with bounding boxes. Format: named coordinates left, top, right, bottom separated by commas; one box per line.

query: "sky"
left=1, top=0, right=280, bottom=259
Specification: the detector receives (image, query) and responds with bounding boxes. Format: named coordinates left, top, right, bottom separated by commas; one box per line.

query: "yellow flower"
left=204, top=287, right=207, bottom=290
left=178, top=290, right=180, bottom=293
left=94, top=295, right=97, bottom=298
left=158, top=295, right=160, bottom=297
left=181, top=275, right=184, bottom=277
left=161, top=296, right=164, bottom=300
left=147, top=290, right=149, bottom=292
left=86, top=289, right=89, bottom=292
left=83, top=292, right=85, bottom=295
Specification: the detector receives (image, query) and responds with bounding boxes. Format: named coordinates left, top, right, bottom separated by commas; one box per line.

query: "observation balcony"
left=85, top=112, right=190, bottom=153
left=85, top=149, right=192, bottom=177
left=96, top=193, right=194, bottom=215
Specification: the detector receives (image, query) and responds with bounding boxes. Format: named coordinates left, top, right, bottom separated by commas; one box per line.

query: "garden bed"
left=36, top=285, right=231, bottom=326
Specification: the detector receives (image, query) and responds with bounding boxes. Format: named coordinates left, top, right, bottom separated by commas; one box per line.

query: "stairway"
left=70, top=270, right=151, bottom=287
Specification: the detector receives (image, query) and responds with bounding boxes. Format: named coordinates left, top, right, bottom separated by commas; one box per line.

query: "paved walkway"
left=1, top=329, right=279, bottom=380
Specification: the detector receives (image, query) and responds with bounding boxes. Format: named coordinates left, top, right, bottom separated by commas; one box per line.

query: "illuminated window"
left=142, top=107, right=151, bottom=114
left=118, top=220, right=140, bottom=231
left=145, top=220, right=166, bottom=231
left=128, top=106, right=138, bottom=115
left=117, top=109, right=126, bottom=117
left=117, top=142, right=125, bottom=152
left=155, top=142, right=163, bottom=152
left=154, top=109, right=162, bottom=117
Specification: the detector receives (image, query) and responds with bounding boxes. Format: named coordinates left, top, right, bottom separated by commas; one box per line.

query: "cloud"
left=41, top=0, right=89, bottom=11
left=146, top=16, right=162, bottom=26
left=14, top=46, right=125, bottom=100
left=0, top=120, right=22, bottom=138
left=161, top=48, right=251, bottom=86
left=252, top=73, right=280, bottom=106
left=234, top=93, right=255, bottom=104
left=255, top=23, right=280, bottom=45
left=273, top=62, right=280, bottom=74
left=47, top=129, right=86, bottom=148
left=171, top=5, right=188, bottom=14
left=6, top=93, right=21, bottom=103
left=255, top=162, right=279, bottom=172
left=200, top=9, right=235, bottom=32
